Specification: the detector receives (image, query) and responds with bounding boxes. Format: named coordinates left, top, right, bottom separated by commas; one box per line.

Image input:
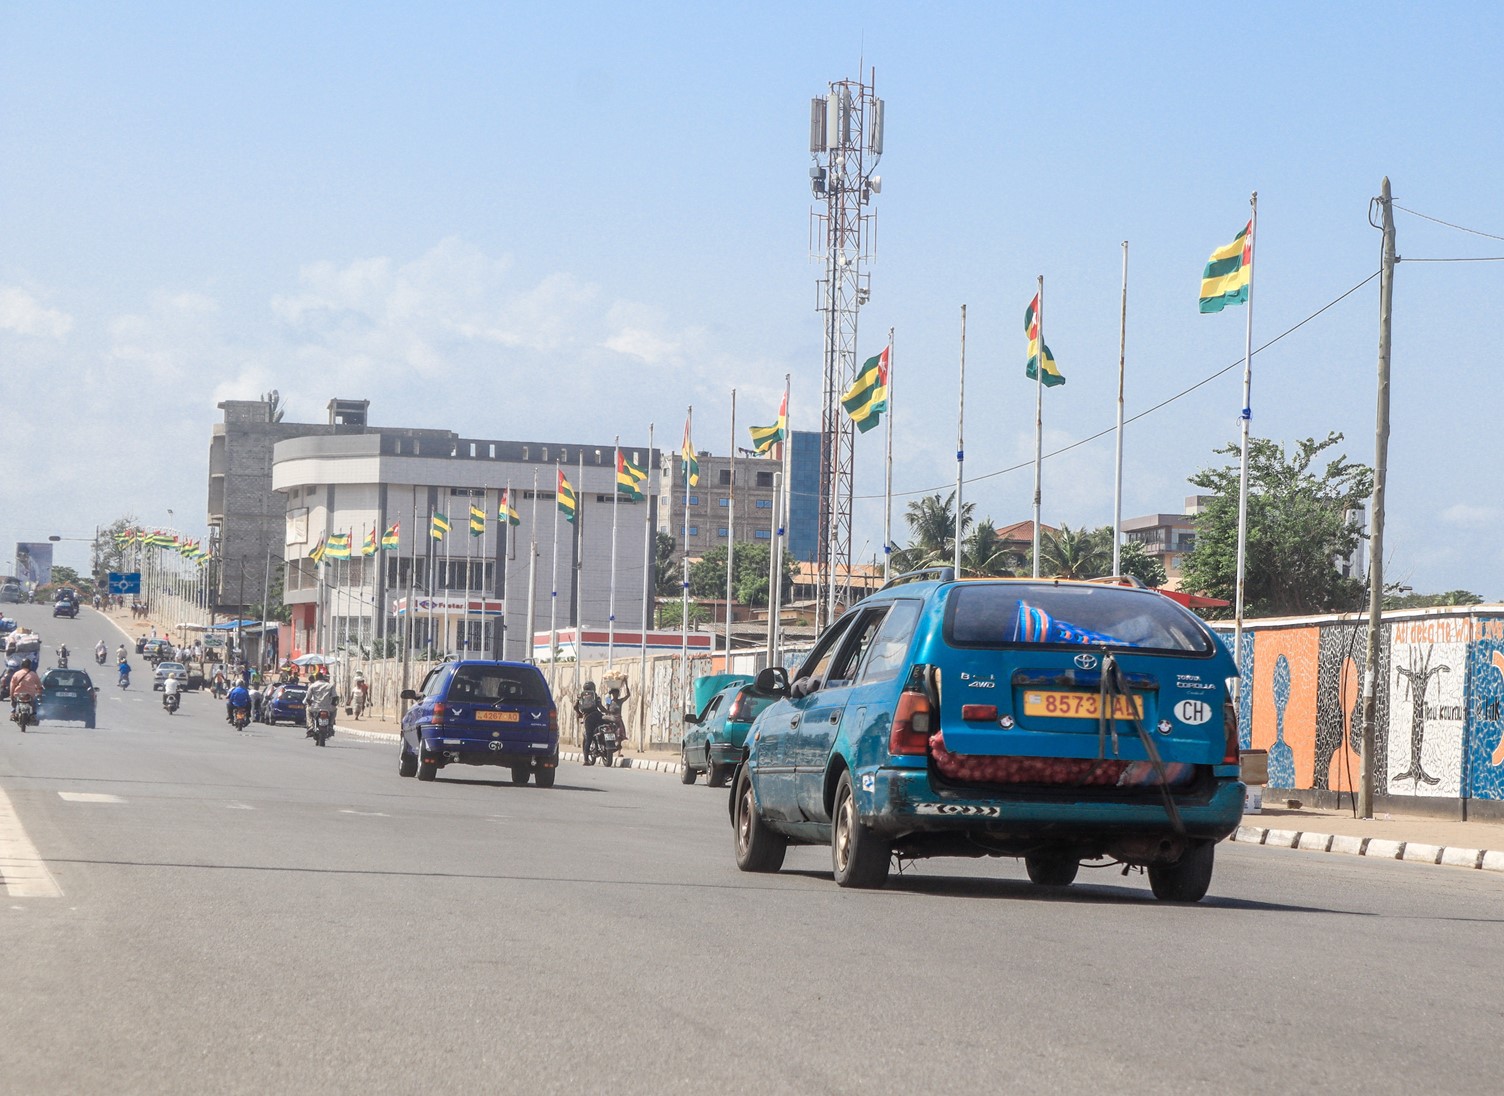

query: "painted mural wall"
left=1234, top=609, right=1504, bottom=802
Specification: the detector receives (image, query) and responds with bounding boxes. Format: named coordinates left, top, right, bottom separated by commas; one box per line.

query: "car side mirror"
left=682, top=712, right=700, bottom=724
left=754, top=665, right=790, bottom=698
left=400, top=689, right=419, bottom=701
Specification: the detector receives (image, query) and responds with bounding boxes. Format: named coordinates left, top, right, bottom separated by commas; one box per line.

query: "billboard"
left=15, top=542, right=54, bottom=587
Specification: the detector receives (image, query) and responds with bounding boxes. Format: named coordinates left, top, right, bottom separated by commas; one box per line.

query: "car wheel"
left=831, top=771, right=891, bottom=889
left=706, top=763, right=728, bottom=789
left=1024, top=852, right=1080, bottom=887
left=732, top=768, right=786, bottom=873
left=510, top=765, right=530, bottom=786
left=1148, top=840, right=1215, bottom=903
left=85, top=717, right=95, bottom=729
left=680, top=748, right=697, bottom=784
left=535, top=766, right=556, bottom=788
left=415, top=750, right=438, bottom=782
left=398, top=742, right=418, bottom=777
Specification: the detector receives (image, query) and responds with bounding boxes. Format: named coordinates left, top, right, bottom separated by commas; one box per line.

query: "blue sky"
left=4, top=2, right=1502, bottom=598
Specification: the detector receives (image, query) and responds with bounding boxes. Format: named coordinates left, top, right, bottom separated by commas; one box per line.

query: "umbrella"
left=292, top=654, right=332, bottom=667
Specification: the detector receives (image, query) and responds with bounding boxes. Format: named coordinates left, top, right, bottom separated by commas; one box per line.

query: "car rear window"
left=46, top=671, right=93, bottom=689
left=945, top=583, right=1214, bottom=654
left=449, top=665, right=551, bottom=704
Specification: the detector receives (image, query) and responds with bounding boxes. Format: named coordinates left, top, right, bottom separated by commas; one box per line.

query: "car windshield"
left=448, top=665, right=550, bottom=704
left=945, top=583, right=1215, bottom=655
left=282, top=686, right=307, bottom=700
left=158, top=662, right=185, bottom=673
left=45, top=670, right=93, bottom=690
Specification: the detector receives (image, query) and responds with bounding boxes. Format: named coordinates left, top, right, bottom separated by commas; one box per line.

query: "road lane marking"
left=0, top=786, right=63, bottom=898
left=338, top=809, right=389, bottom=817
left=58, top=792, right=124, bottom=803
left=225, top=802, right=254, bottom=810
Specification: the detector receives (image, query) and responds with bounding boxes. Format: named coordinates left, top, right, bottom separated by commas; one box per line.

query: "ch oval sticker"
left=1173, top=699, right=1214, bottom=726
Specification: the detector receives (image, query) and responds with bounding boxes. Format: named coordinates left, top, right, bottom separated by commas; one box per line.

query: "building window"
left=755, top=499, right=773, bottom=510
left=755, top=529, right=771, bottom=540
left=717, top=527, right=728, bottom=537
left=688, top=525, right=699, bottom=536
left=688, top=494, right=700, bottom=506
left=718, top=469, right=732, bottom=486
left=717, top=497, right=729, bottom=508
left=755, top=471, right=774, bottom=487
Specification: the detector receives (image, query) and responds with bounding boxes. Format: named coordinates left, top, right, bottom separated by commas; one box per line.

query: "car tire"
left=1024, top=852, right=1080, bottom=887
left=680, top=748, right=697, bottom=784
left=732, top=768, right=786, bottom=873
left=416, top=752, right=437, bottom=782
left=706, top=763, right=728, bottom=789
left=831, top=770, right=891, bottom=889
left=1148, top=839, right=1215, bottom=903
left=510, top=765, right=530, bottom=786
left=398, top=743, right=418, bottom=777
left=535, top=766, right=556, bottom=788
left=85, top=717, right=95, bottom=729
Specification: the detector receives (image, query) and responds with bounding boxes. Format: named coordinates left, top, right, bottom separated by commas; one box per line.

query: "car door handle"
left=789, top=715, right=800, bottom=728
left=828, top=712, right=840, bottom=724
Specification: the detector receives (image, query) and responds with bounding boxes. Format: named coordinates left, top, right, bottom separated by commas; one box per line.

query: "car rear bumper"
left=864, top=765, right=1244, bottom=844
left=422, top=733, right=559, bottom=767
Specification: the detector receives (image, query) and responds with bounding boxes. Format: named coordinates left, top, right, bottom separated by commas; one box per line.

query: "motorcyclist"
left=162, top=672, right=182, bottom=710
left=96, top=640, right=108, bottom=664
left=57, top=644, right=69, bottom=669
left=116, top=643, right=127, bottom=664
left=304, top=672, right=338, bottom=739
left=574, top=681, right=603, bottom=763
left=225, top=682, right=251, bottom=724
left=117, top=658, right=132, bottom=687
left=9, top=658, right=41, bottom=718
left=601, top=681, right=631, bottom=740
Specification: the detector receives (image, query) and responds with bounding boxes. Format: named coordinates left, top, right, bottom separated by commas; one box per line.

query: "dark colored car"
left=265, top=683, right=307, bottom=725
left=52, top=599, right=78, bottom=618
left=731, top=571, right=1244, bottom=901
left=681, top=681, right=778, bottom=787
left=400, top=660, right=559, bottom=786
left=39, top=668, right=98, bottom=728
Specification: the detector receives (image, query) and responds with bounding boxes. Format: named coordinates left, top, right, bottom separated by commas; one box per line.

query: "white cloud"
left=0, top=286, right=73, bottom=339
left=1441, top=503, right=1497, bottom=528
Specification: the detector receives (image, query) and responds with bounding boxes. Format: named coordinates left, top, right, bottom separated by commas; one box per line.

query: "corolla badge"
left=1074, top=653, right=1098, bottom=670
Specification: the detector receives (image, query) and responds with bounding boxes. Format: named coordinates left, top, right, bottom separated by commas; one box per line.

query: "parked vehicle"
left=399, top=660, right=559, bottom=787
left=0, top=582, right=22, bottom=604
left=730, top=571, right=1245, bottom=901
left=681, top=681, right=777, bottom=787
left=310, top=708, right=333, bottom=746
left=140, top=639, right=172, bottom=664
left=39, top=669, right=97, bottom=728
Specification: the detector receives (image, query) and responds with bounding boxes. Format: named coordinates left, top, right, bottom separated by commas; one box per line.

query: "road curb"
left=1231, top=823, right=1504, bottom=875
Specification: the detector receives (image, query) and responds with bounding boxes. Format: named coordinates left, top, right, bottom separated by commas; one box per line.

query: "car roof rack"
left=880, top=566, right=956, bottom=591
left=1083, top=574, right=1149, bottom=589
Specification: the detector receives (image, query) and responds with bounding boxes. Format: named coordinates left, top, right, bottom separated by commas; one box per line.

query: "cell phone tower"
left=809, top=71, right=883, bottom=629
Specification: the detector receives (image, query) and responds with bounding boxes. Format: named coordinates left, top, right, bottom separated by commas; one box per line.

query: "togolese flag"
left=381, top=522, right=401, bottom=550
left=361, top=529, right=377, bottom=556
left=617, top=451, right=647, bottom=500
left=1200, top=220, right=1252, bottom=313
left=308, top=533, right=328, bottom=563
left=680, top=419, right=699, bottom=487
left=469, top=504, right=486, bottom=536
left=499, top=491, right=521, bottom=526
left=749, top=390, right=789, bottom=454
left=557, top=470, right=577, bottom=523
left=841, top=347, right=889, bottom=432
left=431, top=513, right=450, bottom=540
left=1024, top=294, right=1065, bottom=387
left=325, top=532, right=352, bottom=559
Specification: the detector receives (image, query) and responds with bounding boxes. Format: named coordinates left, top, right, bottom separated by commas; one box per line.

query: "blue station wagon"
left=730, top=570, right=1245, bottom=901
left=400, top=660, right=559, bottom=787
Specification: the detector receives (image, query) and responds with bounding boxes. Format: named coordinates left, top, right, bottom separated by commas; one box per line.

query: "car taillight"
left=432, top=702, right=446, bottom=727
left=548, top=709, right=558, bottom=733
left=726, top=695, right=746, bottom=722
left=961, top=704, right=997, bottom=722
left=1223, top=677, right=1240, bottom=765
left=890, top=689, right=933, bottom=756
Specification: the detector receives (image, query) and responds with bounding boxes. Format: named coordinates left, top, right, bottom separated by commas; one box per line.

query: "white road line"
left=0, top=786, right=63, bottom=898
left=338, top=809, right=389, bottom=817
left=57, top=792, right=124, bottom=803
left=225, top=802, right=254, bottom=810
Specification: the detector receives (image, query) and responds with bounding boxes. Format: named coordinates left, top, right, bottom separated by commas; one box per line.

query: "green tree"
left=656, top=599, right=710, bottom=628
left=1116, top=538, right=1168, bottom=588
left=1180, top=433, right=1372, bottom=617
left=1383, top=587, right=1482, bottom=610
left=1036, top=523, right=1110, bottom=579
left=960, top=520, right=1024, bottom=577
left=892, top=492, right=974, bottom=573
left=654, top=531, right=680, bottom=597
left=687, top=542, right=795, bottom=606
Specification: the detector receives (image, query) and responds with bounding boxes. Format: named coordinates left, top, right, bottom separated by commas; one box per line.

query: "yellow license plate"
left=1022, top=690, right=1142, bottom=720
left=477, top=710, right=519, bottom=722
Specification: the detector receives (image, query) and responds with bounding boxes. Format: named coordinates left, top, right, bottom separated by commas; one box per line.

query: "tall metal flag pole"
left=526, top=469, right=539, bottom=665
left=401, top=495, right=417, bottom=694
left=1359, top=177, right=1394, bottom=820
left=680, top=407, right=692, bottom=675
left=443, top=511, right=453, bottom=657
left=766, top=469, right=781, bottom=663
left=462, top=502, right=474, bottom=655
left=1232, top=192, right=1259, bottom=670
left=502, top=479, right=513, bottom=661
left=955, top=306, right=966, bottom=575
left=883, top=327, right=895, bottom=582
left=779, top=375, right=791, bottom=611
left=1113, top=242, right=1129, bottom=577
left=639, top=424, right=655, bottom=697
left=1032, top=277, right=1046, bottom=578
left=725, top=389, right=736, bottom=662
left=608, top=437, right=621, bottom=671
left=574, top=447, right=584, bottom=698
left=549, top=461, right=561, bottom=692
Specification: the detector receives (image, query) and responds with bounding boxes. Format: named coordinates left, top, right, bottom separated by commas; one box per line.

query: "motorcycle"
left=12, top=697, right=35, bottom=732
left=95, top=648, right=107, bottom=666
left=163, top=690, right=180, bottom=715
left=118, top=669, right=130, bottom=689
left=230, top=705, right=250, bottom=731
left=593, top=715, right=623, bottom=768
left=310, top=708, right=333, bottom=747
left=57, top=651, right=69, bottom=669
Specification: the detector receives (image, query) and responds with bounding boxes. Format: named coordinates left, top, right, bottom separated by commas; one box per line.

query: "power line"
left=1393, top=204, right=1504, bottom=243
left=1398, top=256, right=1504, bottom=263
left=861, top=270, right=1381, bottom=502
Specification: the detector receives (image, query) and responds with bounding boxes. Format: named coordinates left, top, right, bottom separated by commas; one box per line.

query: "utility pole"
left=1359, top=176, right=1395, bottom=820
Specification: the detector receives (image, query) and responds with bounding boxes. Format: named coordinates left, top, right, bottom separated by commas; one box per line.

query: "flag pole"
left=1233, top=192, right=1259, bottom=668
left=639, top=424, right=655, bottom=708
left=502, top=480, right=513, bottom=661
left=401, top=497, right=416, bottom=694
left=955, top=305, right=966, bottom=575
left=776, top=374, right=791, bottom=660
left=1113, top=242, right=1128, bottom=577
left=725, top=389, right=736, bottom=665
left=574, top=448, right=584, bottom=698
left=884, top=326, right=895, bottom=582
left=1032, top=276, right=1045, bottom=578
left=549, top=461, right=561, bottom=693
left=526, top=468, right=539, bottom=665
left=766, top=468, right=780, bottom=665
left=609, top=436, right=620, bottom=672
left=680, top=407, right=692, bottom=679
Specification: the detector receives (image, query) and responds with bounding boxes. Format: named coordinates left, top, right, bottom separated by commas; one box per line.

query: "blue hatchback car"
left=731, top=570, right=1245, bottom=901
left=400, top=660, right=559, bottom=787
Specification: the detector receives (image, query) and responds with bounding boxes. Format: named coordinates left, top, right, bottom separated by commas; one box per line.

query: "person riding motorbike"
left=162, top=672, right=182, bottom=711
left=9, top=658, right=41, bottom=720
left=225, top=682, right=251, bottom=725
left=96, top=640, right=108, bottom=665
left=575, top=681, right=603, bottom=762
left=116, top=643, right=127, bottom=664
left=117, top=658, right=132, bottom=687
left=304, top=672, right=338, bottom=739
left=57, top=644, right=69, bottom=669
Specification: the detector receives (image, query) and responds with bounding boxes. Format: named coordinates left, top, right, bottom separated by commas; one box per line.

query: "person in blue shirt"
left=117, top=658, right=132, bottom=688
left=226, top=682, right=252, bottom=724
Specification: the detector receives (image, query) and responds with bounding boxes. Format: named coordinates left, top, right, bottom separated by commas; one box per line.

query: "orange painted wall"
left=1250, top=629, right=1320, bottom=790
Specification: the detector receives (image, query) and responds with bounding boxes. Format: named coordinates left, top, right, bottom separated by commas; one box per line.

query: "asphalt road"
left=2, top=604, right=1500, bottom=1095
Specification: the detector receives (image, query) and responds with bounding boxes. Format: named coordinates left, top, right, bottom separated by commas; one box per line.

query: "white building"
left=271, top=431, right=660, bottom=660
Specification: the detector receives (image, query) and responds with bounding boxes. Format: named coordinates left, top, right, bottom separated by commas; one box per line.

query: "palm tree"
left=893, top=492, right=974, bottom=573
left=961, top=519, right=1024, bottom=577
left=1036, top=523, right=1110, bottom=579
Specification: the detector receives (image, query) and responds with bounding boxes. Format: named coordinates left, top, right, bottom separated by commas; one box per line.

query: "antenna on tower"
left=807, top=71, right=884, bottom=629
